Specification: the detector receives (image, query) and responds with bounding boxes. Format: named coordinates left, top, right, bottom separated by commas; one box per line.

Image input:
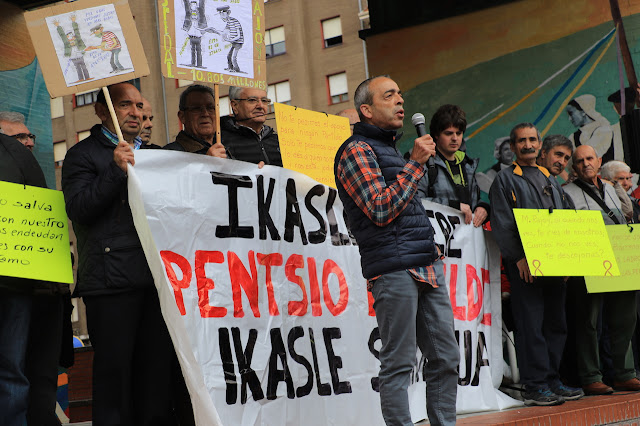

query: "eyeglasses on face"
left=183, top=105, right=216, bottom=114
left=235, top=97, right=271, bottom=105
left=10, top=133, right=36, bottom=142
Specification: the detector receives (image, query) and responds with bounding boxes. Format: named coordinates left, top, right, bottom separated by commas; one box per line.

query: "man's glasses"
left=235, top=97, right=271, bottom=106
left=10, top=133, right=36, bottom=142
left=183, top=105, right=215, bottom=114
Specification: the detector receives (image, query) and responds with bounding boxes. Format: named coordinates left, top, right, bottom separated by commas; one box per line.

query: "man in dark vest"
left=334, top=75, right=458, bottom=426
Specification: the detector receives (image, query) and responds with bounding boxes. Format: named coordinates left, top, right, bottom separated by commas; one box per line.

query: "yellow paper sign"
left=513, top=208, right=619, bottom=277
left=275, top=103, right=351, bottom=188
left=585, top=224, right=640, bottom=292
left=0, top=181, right=73, bottom=283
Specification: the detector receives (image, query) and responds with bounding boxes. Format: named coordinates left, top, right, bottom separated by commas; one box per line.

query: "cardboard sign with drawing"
left=25, top=0, right=148, bottom=98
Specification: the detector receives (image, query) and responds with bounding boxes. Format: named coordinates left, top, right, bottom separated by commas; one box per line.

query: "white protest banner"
left=127, top=151, right=520, bottom=425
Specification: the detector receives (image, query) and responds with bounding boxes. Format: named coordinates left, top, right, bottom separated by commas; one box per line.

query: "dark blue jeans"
left=0, top=290, right=32, bottom=426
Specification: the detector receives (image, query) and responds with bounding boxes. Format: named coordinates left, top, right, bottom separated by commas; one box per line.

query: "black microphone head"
left=411, top=113, right=425, bottom=127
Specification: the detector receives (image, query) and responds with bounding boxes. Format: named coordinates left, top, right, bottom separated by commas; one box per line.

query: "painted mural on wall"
left=0, top=4, right=55, bottom=189
left=399, top=14, right=640, bottom=195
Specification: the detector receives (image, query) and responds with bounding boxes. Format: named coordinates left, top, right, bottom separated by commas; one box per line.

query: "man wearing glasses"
left=221, top=86, right=282, bottom=166
left=0, top=111, right=36, bottom=152
left=164, top=84, right=226, bottom=157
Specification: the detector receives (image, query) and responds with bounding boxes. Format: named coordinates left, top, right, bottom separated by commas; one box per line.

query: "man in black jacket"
left=490, top=123, right=580, bottom=406
left=0, top=134, right=70, bottom=426
left=222, top=85, right=282, bottom=166
left=164, top=84, right=226, bottom=158
left=62, top=82, right=177, bottom=426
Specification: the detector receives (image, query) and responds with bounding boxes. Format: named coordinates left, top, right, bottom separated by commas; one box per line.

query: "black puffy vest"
left=334, top=122, right=437, bottom=279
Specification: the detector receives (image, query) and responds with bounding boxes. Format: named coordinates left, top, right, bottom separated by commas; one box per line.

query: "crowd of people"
left=2, top=75, right=640, bottom=426
left=0, top=81, right=281, bottom=426
left=335, top=75, right=640, bottom=425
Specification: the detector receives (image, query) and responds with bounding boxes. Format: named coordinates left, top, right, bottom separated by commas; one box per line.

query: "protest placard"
left=0, top=181, right=72, bottom=284
left=157, top=0, right=266, bottom=89
left=585, top=224, right=640, bottom=292
left=25, top=0, right=149, bottom=98
left=127, top=150, right=519, bottom=425
left=514, top=208, right=619, bottom=277
left=275, top=103, right=351, bottom=188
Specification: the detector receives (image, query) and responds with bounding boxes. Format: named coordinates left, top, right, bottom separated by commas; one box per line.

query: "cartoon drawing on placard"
left=86, top=23, right=129, bottom=74
left=46, top=4, right=133, bottom=87
left=181, top=0, right=207, bottom=68
left=202, top=5, right=244, bottom=72
left=53, top=15, right=93, bottom=83
left=174, top=0, right=253, bottom=78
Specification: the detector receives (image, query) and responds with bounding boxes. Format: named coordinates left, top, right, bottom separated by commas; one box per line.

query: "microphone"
left=411, top=113, right=435, bottom=172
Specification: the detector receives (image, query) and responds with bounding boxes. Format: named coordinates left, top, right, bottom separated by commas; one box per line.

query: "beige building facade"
left=51, top=0, right=369, bottom=161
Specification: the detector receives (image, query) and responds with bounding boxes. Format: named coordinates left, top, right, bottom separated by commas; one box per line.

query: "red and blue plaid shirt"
left=336, top=140, right=439, bottom=289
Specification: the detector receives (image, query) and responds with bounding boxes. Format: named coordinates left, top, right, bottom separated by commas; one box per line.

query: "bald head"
left=140, top=98, right=153, bottom=143
left=95, top=83, right=144, bottom=142
left=572, top=145, right=601, bottom=184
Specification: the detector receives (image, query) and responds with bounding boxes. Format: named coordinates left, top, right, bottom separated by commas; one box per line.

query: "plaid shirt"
left=336, top=139, right=439, bottom=289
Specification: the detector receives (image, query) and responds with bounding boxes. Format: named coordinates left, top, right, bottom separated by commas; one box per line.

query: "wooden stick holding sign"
left=214, top=84, right=221, bottom=146
left=101, top=86, right=125, bottom=143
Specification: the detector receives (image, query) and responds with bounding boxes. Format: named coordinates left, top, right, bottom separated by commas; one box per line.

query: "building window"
left=265, top=26, right=285, bottom=58
left=54, top=141, right=66, bottom=167
left=77, top=130, right=91, bottom=142
left=51, top=97, right=64, bottom=119
left=322, top=17, right=342, bottom=48
left=219, top=96, right=231, bottom=117
left=267, top=81, right=291, bottom=105
left=328, top=73, right=348, bottom=104
left=75, top=89, right=99, bottom=107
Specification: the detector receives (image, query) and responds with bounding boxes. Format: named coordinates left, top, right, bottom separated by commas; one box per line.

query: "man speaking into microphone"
left=334, top=75, right=458, bottom=426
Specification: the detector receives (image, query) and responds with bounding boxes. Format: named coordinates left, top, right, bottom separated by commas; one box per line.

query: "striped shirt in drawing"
left=101, top=31, right=121, bottom=50
left=225, top=17, right=244, bottom=44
